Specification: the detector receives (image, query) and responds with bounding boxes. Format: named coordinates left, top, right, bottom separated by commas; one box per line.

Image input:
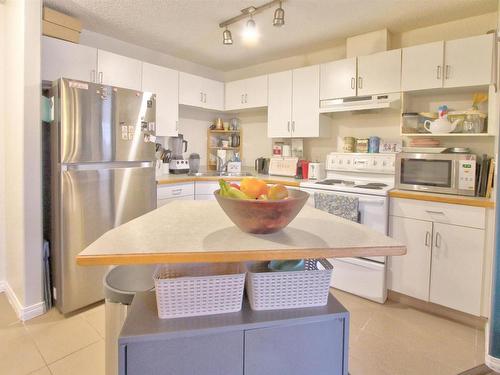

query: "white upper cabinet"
left=429, top=223, right=484, bottom=316
left=42, top=36, right=97, bottom=82
left=357, top=49, right=402, bottom=96
left=320, top=57, right=357, bottom=99
left=179, top=72, right=203, bottom=107
left=225, top=79, right=247, bottom=110
left=267, top=70, right=293, bottom=138
left=291, top=65, right=321, bottom=138
left=443, top=34, right=494, bottom=88
left=203, top=78, right=224, bottom=111
left=402, top=41, right=444, bottom=91
left=97, top=50, right=142, bottom=91
left=179, top=72, right=224, bottom=111
left=142, top=62, right=179, bottom=137
left=225, top=75, right=268, bottom=111
left=268, top=66, right=323, bottom=138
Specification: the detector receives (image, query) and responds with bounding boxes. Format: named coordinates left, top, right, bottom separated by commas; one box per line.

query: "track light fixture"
left=273, top=1, right=285, bottom=27
left=219, top=0, right=285, bottom=45
left=222, top=27, right=233, bottom=45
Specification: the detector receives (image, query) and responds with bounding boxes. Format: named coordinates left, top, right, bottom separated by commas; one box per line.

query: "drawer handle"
left=425, top=210, right=445, bottom=215
left=172, top=189, right=183, bottom=195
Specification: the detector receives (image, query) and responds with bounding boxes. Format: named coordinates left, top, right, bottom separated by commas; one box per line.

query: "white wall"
left=0, top=2, right=5, bottom=287
left=2, top=0, right=43, bottom=315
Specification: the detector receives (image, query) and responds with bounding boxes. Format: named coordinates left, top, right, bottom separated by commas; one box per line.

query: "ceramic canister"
left=368, top=136, right=380, bottom=153
left=343, top=137, right=356, bottom=153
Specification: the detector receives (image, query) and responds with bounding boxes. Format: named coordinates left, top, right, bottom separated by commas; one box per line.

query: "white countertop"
left=77, top=200, right=405, bottom=265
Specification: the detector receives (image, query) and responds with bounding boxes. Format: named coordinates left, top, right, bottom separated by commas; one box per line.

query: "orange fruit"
left=240, top=178, right=268, bottom=199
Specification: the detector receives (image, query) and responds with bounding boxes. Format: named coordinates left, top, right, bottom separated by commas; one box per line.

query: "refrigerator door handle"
left=62, top=161, right=154, bottom=171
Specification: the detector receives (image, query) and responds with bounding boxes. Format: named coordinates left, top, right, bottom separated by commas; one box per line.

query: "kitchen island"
left=77, top=200, right=406, bottom=375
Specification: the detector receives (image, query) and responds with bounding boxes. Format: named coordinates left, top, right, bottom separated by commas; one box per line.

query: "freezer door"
left=56, top=165, right=156, bottom=313
left=59, top=78, right=156, bottom=163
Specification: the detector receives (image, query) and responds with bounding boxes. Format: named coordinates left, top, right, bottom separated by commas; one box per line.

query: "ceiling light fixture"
left=218, top=0, right=285, bottom=45
left=273, top=1, right=285, bottom=27
left=222, top=27, right=233, bottom=45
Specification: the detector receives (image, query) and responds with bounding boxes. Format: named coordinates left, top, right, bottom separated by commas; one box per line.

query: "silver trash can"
left=104, top=265, right=156, bottom=375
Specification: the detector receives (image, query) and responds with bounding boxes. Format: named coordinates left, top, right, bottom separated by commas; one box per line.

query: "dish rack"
left=153, top=263, right=246, bottom=319
left=245, top=259, right=333, bottom=311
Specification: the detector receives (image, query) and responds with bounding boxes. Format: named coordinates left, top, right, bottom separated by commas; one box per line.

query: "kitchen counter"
left=389, top=189, right=495, bottom=208
left=77, top=200, right=405, bottom=266
left=156, top=169, right=301, bottom=187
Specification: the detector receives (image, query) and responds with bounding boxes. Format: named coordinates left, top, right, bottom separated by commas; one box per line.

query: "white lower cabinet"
left=157, top=183, right=194, bottom=206
left=388, top=198, right=485, bottom=316
left=429, top=222, right=484, bottom=315
left=388, top=216, right=432, bottom=302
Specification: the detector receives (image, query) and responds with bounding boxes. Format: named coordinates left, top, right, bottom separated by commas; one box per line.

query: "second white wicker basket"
left=245, top=259, right=333, bottom=311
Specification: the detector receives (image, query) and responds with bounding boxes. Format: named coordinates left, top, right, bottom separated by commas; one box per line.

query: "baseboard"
left=2, top=281, right=45, bottom=321
left=388, top=290, right=487, bottom=330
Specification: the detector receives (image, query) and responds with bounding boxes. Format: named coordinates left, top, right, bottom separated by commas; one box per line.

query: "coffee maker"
left=169, top=134, right=190, bottom=174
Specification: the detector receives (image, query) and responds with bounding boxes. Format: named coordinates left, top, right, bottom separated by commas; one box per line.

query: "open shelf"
left=208, top=130, right=241, bottom=133
left=209, top=146, right=241, bottom=150
left=402, top=133, right=494, bottom=137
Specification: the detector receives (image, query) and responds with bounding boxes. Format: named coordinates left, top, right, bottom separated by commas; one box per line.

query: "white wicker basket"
left=245, top=259, right=332, bottom=311
left=153, top=263, right=246, bottom=319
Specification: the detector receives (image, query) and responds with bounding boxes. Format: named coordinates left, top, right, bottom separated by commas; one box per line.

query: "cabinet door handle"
left=425, top=231, right=431, bottom=247
left=172, top=189, right=183, bottom=195
left=287, top=121, right=290, bottom=133
left=445, top=65, right=451, bottom=80
left=425, top=210, right=445, bottom=215
left=244, top=93, right=248, bottom=103
left=91, top=70, right=96, bottom=83
left=241, top=94, right=244, bottom=104
left=175, top=120, right=179, bottom=133
left=351, top=77, right=355, bottom=89
left=200, top=92, right=203, bottom=102
left=435, top=232, right=442, bottom=248
left=292, top=121, right=295, bottom=132
left=98, top=71, right=103, bottom=84
left=436, top=65, right=442, bottom=79
left=204, top=93, right=207, bottom=103
left=358, top=77, right=363, bottom=89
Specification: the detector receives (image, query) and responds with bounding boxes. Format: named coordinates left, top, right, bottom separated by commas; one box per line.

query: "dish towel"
left=314, top=192, right=360, bottom=222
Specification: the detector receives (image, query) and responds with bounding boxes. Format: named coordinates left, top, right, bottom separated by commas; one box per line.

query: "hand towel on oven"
left=314, top=192, right=359, bottom=222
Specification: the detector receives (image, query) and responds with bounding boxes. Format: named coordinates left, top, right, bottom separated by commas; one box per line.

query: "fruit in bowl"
left=215, top=179, right=309, bottom=234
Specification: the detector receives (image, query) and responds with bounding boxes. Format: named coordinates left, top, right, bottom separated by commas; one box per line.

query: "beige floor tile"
left=81, top=303, right=105, bottom=338
left=26, top=314, right=101, bottom=364
left=28, top=367, right=52, bottom=375
left=49, top=341, right=105, bottom=375
left=0, top=325, right=46, bottom=375
left=0, top=293, right=20, bottom=328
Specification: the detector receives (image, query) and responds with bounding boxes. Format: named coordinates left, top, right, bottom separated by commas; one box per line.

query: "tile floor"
left=0, top=289, right=486, bottom=375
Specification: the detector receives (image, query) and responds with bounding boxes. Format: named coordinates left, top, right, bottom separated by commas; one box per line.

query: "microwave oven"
left=395, top=152, right=476, bottom=196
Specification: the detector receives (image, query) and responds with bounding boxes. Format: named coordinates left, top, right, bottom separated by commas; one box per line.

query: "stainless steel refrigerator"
left=48, top=78, right=157, bottom=313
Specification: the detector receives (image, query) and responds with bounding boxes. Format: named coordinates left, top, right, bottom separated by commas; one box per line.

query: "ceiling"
left=43, top=0, right=497, bottom=71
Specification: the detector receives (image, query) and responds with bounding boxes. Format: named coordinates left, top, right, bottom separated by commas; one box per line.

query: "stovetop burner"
left=354, top=185, right=383, bottom=190
left=315, top=179, right=356, bottom=186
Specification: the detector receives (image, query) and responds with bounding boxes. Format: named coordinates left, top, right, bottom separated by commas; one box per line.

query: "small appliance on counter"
left=395, top=152, right=476, bottom=196
left=255, top=157, right=270, bottom=174
left=308, top=162, right=325, bottom=180
left=268, top=157, right=299, bottom=177
left=169, top=134, right=190, bottom=174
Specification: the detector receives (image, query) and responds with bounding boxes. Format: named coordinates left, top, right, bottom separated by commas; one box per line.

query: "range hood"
left=319, top=93, right=401, bottom=113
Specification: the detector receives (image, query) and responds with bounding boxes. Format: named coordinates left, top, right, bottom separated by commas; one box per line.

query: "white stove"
left=300, top=152, right=396, bottom=303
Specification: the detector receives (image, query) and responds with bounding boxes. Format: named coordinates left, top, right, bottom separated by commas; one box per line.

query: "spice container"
left=355, top=138, right=369, bottom=153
